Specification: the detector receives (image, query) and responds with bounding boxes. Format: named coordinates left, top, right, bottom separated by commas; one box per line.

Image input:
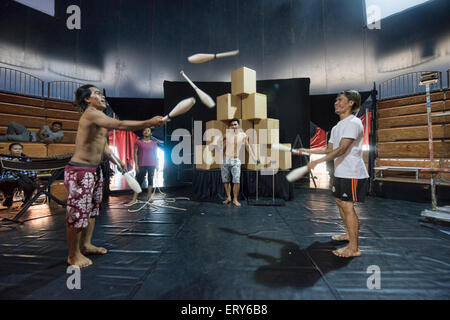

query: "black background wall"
left=0, top=0, right=448, bottom=98
left=106, top=97, right=165, bottom=140
left=310, top=90, right=373, bottom=132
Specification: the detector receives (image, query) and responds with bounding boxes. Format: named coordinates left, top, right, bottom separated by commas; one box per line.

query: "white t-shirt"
left=329, top=115, right=369, bottom=179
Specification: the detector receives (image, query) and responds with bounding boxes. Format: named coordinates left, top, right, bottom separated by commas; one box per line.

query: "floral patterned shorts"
left=221, top=157, right=241, bottom=184
left=64, top=164, right=103, bottom=228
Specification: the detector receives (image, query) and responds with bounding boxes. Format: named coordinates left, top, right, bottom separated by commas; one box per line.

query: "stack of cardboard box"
left=195, top=66, right=292, bottom=171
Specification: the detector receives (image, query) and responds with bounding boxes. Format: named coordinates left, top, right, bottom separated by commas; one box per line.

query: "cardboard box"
left=257, top=128, right=279, bottom=145
left=205, top=120, right=228, bottom=144
left=242, top=93, right=267, bottom=120
left=278, top=143, right=292, bottom=170
left=217, top=94, right=242, bottom=120
left=264, top=144, right=292, bottom=170
left=254, top=118, right=279, bottom=144
left=256, top=144, right=292, bottom=170
left=254, top=118, right=279, bottom=131
left=253, top=118, right=279, bottom=145
left=240, top=119, right=253, bottom=136
left=195, top=145, right=221, bottom=170
left=231, top=67, right=256, bottom=96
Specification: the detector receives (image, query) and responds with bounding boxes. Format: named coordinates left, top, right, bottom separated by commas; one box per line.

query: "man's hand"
left=148, top=116, right=167, bottom=128
left=292, top=148, right=306, bottom=156
left=307, top=160, right=319, bottom=171
left=119, top=161, right=126, bottom=172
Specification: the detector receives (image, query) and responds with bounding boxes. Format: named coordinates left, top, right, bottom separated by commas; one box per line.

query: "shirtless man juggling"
left=217, top=118, right=257, bottom=207
left=66, top=84, right=167, bottom=268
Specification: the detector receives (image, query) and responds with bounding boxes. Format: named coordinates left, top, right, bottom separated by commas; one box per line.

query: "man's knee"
left=336, top=197, right=354, bottom=208
left=340, top=201, right=356, bottom=215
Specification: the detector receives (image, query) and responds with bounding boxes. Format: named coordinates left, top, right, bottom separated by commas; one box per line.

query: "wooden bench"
left=375, top=166, right=427, bottom=180
left=0, top=92, right=79, bottom=156
left=375, top=90, right=449, bottom=187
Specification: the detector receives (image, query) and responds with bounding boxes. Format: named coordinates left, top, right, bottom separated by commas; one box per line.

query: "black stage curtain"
left=192, top=169, right=294, bottom=202
left=106, top=97, right=165, bottom=140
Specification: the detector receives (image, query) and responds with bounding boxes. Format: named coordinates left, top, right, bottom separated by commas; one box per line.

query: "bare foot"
left=67, top=253, right=92, bottom=268
left=232, top=199, right=241, bottom=207
left=81, top=244, right=108, bottom=255
left=332, top=234, right=349, bottom=241
left=147, top=198, right=153, bottom=203
left=223, top=198, right=231, bottom=205
left=332, top=246, right=361, bottom=258
left=124, top=200, right=137, bottom=206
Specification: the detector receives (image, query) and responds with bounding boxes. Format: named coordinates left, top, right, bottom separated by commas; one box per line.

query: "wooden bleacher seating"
left=0, top=91, right=79, bottom=211
left=0, top=92, right=79, bottom=157
left=375, top=90, right=450, bottom=185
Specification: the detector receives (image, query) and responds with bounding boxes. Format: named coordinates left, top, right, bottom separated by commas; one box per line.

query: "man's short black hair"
left=74, top=84, right=95, bottom=112
left=9, top=142, right=23, bottom=151
left=230, top=118, right=240, bottom=125
left=51, top=121, right=63, bottom=128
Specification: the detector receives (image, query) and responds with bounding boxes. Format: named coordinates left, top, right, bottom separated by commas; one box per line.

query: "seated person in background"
left=39, top=121, right=64, bottom=144
left=0, top=121, right=64, bottom=143
left=0, top=143, right=37, bottom=209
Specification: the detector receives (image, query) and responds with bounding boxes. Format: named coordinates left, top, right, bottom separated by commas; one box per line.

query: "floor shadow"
left=220, top=227, right=353, bottom=288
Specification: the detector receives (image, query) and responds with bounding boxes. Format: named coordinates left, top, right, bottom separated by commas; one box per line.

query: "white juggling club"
left=272, top=144, right=310, bottom=156
left=286, top=166, right=309, bottom=182
left=162, top=97, right=196, bottom=121
left=188, top=49, right=239, bottom=64
left=180, top=70, right=216, bottom=108
left=110, top=153, right=142, bottom=193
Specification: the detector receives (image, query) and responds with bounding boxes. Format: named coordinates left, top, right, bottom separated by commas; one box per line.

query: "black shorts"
left=332, top=177, right=368, bottom=203
left=136, top=166, right=155, bottom=187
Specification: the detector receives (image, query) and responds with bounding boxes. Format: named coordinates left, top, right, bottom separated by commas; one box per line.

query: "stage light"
left=154, top=146, right=165, bottom=188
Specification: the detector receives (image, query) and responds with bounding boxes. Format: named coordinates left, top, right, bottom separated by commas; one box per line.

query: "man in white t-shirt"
left=293, top=90, right=368, bottom=258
